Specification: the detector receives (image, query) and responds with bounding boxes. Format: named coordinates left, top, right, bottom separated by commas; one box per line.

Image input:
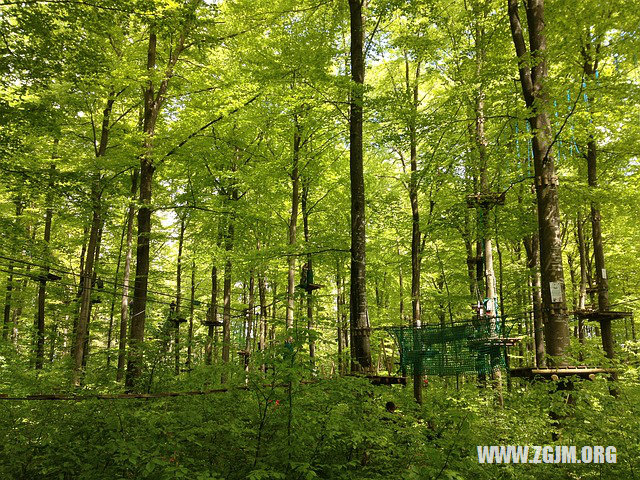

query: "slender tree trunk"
left=206, top=262, right=218, bottom=365
left=405, top=56, right=424, bottom=403
left=187, top=260, right=195, bottom=370
left=107, top=210, right=127, bottom=369
left=582, top=49, right=616, bottom=368
left=474, top=50, right=503, bottom=404
left=286, top=116, right=301, bottom=332
left=174, top=217, right=186, bottom=375
left=10, top=216, right=31, bottom=346
left=77, top=94, right=114, bottom=376
left=35, top=164, right=55, bottom=369
left=508, top=0, right=570, bottom=364
left=576, top=211, right=588, bottom=352
left=258, top=273, right=267, bottom=351
left=336, top=259, right=344, bottom=375
left=258, top=273, right=267, bottom=372
left=126, top=24, right=189, bottom=389
left=271, top=280, right=277, bottom=345
left=117, top=169, right=138, bottom=381
left=2, top=262, right=14, bottom=342
left=82, top=223, right=103, bottom=371
left=72, top=188, right=102, bottom=386
left=398, top=259, right=404, bottom=324
left=301, top=180, right=315, bottom=370
left=348, top=0, right=372, bottom=373
left=524, top=235, right=545, bottom=367
left=465, top=239, right=477, bottom=297
left=3, top=201, right=24, bottom=341
left=222, top=199, right=236, bottom=378
left=245, top=271, right=254, bottom=371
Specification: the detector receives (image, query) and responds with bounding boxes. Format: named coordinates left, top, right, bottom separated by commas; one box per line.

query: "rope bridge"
left=387, top=318, right=513, bottom=376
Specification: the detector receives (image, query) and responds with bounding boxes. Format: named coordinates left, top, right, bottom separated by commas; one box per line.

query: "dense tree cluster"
left=1, top=0, right=640, bottom=477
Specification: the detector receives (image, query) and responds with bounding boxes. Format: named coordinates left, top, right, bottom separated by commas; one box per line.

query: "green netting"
left=387, top=319, right=506, bottom=376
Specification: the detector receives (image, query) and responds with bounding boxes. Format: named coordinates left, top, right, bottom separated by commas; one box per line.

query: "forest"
left=1, top=0, right=639, bottom=478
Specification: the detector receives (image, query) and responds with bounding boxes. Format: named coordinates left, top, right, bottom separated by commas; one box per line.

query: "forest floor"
left=1, top=358, right=639, bottom=480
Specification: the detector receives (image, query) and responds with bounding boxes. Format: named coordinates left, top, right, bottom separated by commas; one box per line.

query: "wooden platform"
left=169, top=316, right=187, bottom=325
left=573, top=310, right=632, bottom=322
left=510, top=366, right=615, bottom=381
left=33, top=272, right=62, bottom=282
left=365, top=375, right=407, bottom=386
left=468, top=337, right=522, bottom=347
left=297, top=283, right=324, bottom=293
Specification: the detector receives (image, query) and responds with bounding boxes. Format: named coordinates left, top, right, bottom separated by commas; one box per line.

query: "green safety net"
left=387, top=318, right=506, bottom=376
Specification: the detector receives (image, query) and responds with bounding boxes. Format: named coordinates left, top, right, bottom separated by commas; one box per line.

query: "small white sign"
left=485, top=298, right=494, bottom=313
left=549, top=281, right=563, bottom=303
left=602, top=268, right=607, bottom=280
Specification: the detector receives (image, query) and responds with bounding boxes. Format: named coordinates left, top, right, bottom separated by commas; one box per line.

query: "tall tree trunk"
left=3, top=201, right=24, bottom=341
left=222, top=196, right=236, bottom=379
left=117, top=169, right=138, bottom=381
left=77, top=94, right=114, bottom=376
left=126, top=25, right=189, bottom=389
left=398, top=257, right=404, bottom=324
left=348, top=0, right=372, bottom=372
left=286, top=115, right=301, bottom=332
left=174, top=217, right=186, bottom=375
left=258, top=273, right=267, bottom=372
left=35, top=164, right=55, bottom=369
left=301, top=180, right=315, bottom=370
left=508, top=0, right=570, bottom=364
left=82, top=224, right=103, bottom=371
left=336, top=259, right=344, bottom=375
left=187, top=259, right=195, bottom=370
left=206, top=262, right=218, bottom=365
left=271, top=280, right=277, bottom=345
left=576, top=211, right=588, bottom=352
left=2, top=261, right=14, bottom=342
left=245, top=271, right=254, bottom=371
left=107, top=209, right=127, bottom=369
left=405, top=56, right=423, bottom=403
left=257, top=269, right=266, bottom=351
left=72, top=188, right=102, bottom=386
left=523, top=234, right=545, bottom=367
left=581, top=46, right=616, bottom=370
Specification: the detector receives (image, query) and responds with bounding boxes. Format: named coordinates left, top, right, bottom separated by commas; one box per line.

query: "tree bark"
left=258, top=273, right=267, bottom=372
left=508, top=0, right=570, bottom=364
left=117, top=169, right=138, bottom=381
left=286, top=115, right=301, bottom=332
left=245, top=271, right=254, bottom=371
left=35, top=165, right=55, bottom=369
left=72, top=188, right=102, bottom=386
left=174, top=217, right=186, bottom=375
left=126, top=24, right=190, bottom=390
left=3, top=201, right=24, bottom=341
left=221, top=188, right=237, bottom=380
left=206, top=261, right=218, bottom=365
left=301, top=179, right=315, bottom=370
left=581, top=45, right=616, bottom=368
left=82, top=224, right=104, bottom=371
left=336, top=259, right=344, bottom=375
left=348, top=0, right=372, bottom=372
left=405, top=56, right=423, bottom=403
left=523, top=234, right=545, bottom=366
left=187, top=259, right=195, bottom=370
left=107, top=208, right=127, bottom=369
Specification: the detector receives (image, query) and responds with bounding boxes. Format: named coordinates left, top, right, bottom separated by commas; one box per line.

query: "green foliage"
left=2, top=371, right=639, bottom=479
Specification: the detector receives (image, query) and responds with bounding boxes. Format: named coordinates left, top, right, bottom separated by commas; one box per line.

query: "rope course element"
left=386, top=317, right=516, bottom=377
left=0, top=381, right=319, bottom=401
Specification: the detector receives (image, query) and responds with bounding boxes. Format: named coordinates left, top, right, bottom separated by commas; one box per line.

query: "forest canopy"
left=1, top=0, right=640, bottom=478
